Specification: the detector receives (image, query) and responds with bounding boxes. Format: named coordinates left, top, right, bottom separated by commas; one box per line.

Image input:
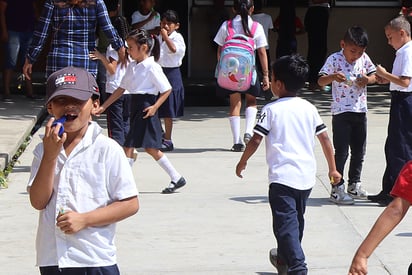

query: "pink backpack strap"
left=227, top=20, right=235, bottom=37
left=250, top=21, right=258, bottom=37
left=227, top=20, right=258, bottom=37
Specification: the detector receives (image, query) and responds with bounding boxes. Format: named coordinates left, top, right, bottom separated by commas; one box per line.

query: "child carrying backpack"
left=216, top=20, right=258, bottom=92
left=214, top=0, right=269, bottom=152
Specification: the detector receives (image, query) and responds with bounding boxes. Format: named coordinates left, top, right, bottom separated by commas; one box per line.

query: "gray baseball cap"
left=46, top=67, right=100, bottom=104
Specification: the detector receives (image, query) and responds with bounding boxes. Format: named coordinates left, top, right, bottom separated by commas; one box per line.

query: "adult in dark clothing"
left=304, top=0, right=330, bottom=91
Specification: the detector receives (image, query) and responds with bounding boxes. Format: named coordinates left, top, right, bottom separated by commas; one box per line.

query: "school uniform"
left=381, top=40, right=412, bottom=195
left=119, top=56, right=172, bottom=149
left=158, top=31, right=186, bottom=118
left=213, top=15, right=267, bottom=96
left=105, top=45, right=131, bottom=146
left=254, top=97, right=327, bottom=274
left=27, top=122, right=138, bottom=270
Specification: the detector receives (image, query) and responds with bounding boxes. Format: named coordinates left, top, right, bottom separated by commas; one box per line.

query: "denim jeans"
left=5, top=30, right=33, bottom=69
left=332, top=112, right=367, bottom=185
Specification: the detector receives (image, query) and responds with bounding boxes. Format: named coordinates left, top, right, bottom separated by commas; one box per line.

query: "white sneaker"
left=330, top=184, right=354, bottom=205
left=347, top=182, right=368, bottom=199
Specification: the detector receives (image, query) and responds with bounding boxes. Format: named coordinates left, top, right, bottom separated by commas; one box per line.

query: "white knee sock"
left=157, top=155, right=181, bottom=182
left=245, top=107, right=257, bottom=135
left=229, top=116, right=241, bottom=144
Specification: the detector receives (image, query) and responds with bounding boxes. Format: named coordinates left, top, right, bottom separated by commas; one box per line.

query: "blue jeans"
left=39, top=264, right=120, bottom=275
left=5, top=30, right=33, bottom=69
left=332, top=112, right=367, bottom=185
left=269, top=183, right=311, bottom=275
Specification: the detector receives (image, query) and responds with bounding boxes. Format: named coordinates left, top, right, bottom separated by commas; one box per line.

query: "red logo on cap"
left=64, top=75, right=76, bottom=82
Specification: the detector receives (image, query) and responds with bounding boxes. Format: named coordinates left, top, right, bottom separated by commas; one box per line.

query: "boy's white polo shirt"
left=254, top=97, right=327, bottom=190
left=391, top=40, right=412, bottom=92
left=28, top=122, right=138, bottom=268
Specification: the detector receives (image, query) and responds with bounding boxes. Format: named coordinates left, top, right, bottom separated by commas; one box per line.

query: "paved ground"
left=1, top=87, right=412, bottom=275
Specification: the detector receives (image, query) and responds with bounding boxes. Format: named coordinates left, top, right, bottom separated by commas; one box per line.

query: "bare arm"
left=257, top=47, right=270, bottom=91
left=216, top=45, right=222, bottom=61
left=348, top=197, right=410, bottom=275
left=143, top=90, right=171, bottom=119
left=89, top=50, right=117, bottom=75
left=56, top=196, right=139, bottom=234
left=236, top=134, right=263, bottom=178
left=160, top=28, right=176, bottom=53
left=318, top=72, right=347, bottom=87
left=29, top=118, right=67, bottom=210
left=94, top=87, right=126, bottom=115
left=376, top=64, right=411, bottom=88
left=317, top=131, right=341, bottom=184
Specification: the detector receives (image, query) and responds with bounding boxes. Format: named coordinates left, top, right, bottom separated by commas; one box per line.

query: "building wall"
left=190, top=6, right=400, bottom=78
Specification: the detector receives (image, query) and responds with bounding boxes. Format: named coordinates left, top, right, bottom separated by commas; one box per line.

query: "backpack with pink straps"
left=216, top=20, right=258, bottom=92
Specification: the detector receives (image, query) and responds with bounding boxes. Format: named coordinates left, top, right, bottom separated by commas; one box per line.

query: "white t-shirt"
left=390, top=40, right=412, bottom=92
left=28, top=122, right=138, bottom=268
left=213, top=15, right=268, bottom=50
left=131, top=10, right=160, bottom=31
left=120, top=56, right=171, bottom=95
left=319, top=50, right=376, bottom=115
left=158, top=31, right=186, bottom=68
left=251, top=13, right=273, bottom=49
left=254, top=97, right=327, bottom=190
left=105, top=44, right=129, bottom=94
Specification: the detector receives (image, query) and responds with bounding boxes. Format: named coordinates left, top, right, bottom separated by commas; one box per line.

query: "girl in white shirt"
left=157, top=10, right=186, bottom=152
left=214, top=0, right=270, bottom=152
left=96, top=29, right=186, bottom=194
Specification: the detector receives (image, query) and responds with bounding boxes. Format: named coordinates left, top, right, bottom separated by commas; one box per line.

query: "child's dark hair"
left=161, top=10, right=180, bottom=23
left=126, top=29, right=160, bottom=61
left=103, top=0, right=118, bottom=12
left=271, top=54, right=309, bottom=93
left=234, top=0, right=254, bottom=37
left=343, top=26, right=369, bottom=48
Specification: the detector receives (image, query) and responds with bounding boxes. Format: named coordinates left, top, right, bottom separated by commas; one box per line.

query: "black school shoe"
left=162, top=177, right=186, bottom=194
left=368, top=192, right=393, bottom=206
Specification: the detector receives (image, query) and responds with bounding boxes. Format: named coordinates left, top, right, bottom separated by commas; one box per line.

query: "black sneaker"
left=269, top=248, right=288, bottom=275
left=367, top=191, right=386, bottom=202
left=162, top=177, right=186, bottom=194
left=231, top=143, right=245, bottom=152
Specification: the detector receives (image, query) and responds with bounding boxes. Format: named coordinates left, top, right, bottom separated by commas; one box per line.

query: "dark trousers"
left=106, top=93, right=131, bottom=146
left=269, top=183, right=311, bottom=275
left=381, top=92, right=412, bottom=194
left=304, top=6, right=329, bottom=84
left=39, top=265, right=119, bottom=275
left=332, top=112, right=367, bottom=185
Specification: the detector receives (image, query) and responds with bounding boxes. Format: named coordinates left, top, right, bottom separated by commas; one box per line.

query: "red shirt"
left=391, top=160, right=412, bottom=204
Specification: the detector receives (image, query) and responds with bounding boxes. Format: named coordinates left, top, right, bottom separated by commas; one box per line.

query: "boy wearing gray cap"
left=27, top=66, right=139, bottom=275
